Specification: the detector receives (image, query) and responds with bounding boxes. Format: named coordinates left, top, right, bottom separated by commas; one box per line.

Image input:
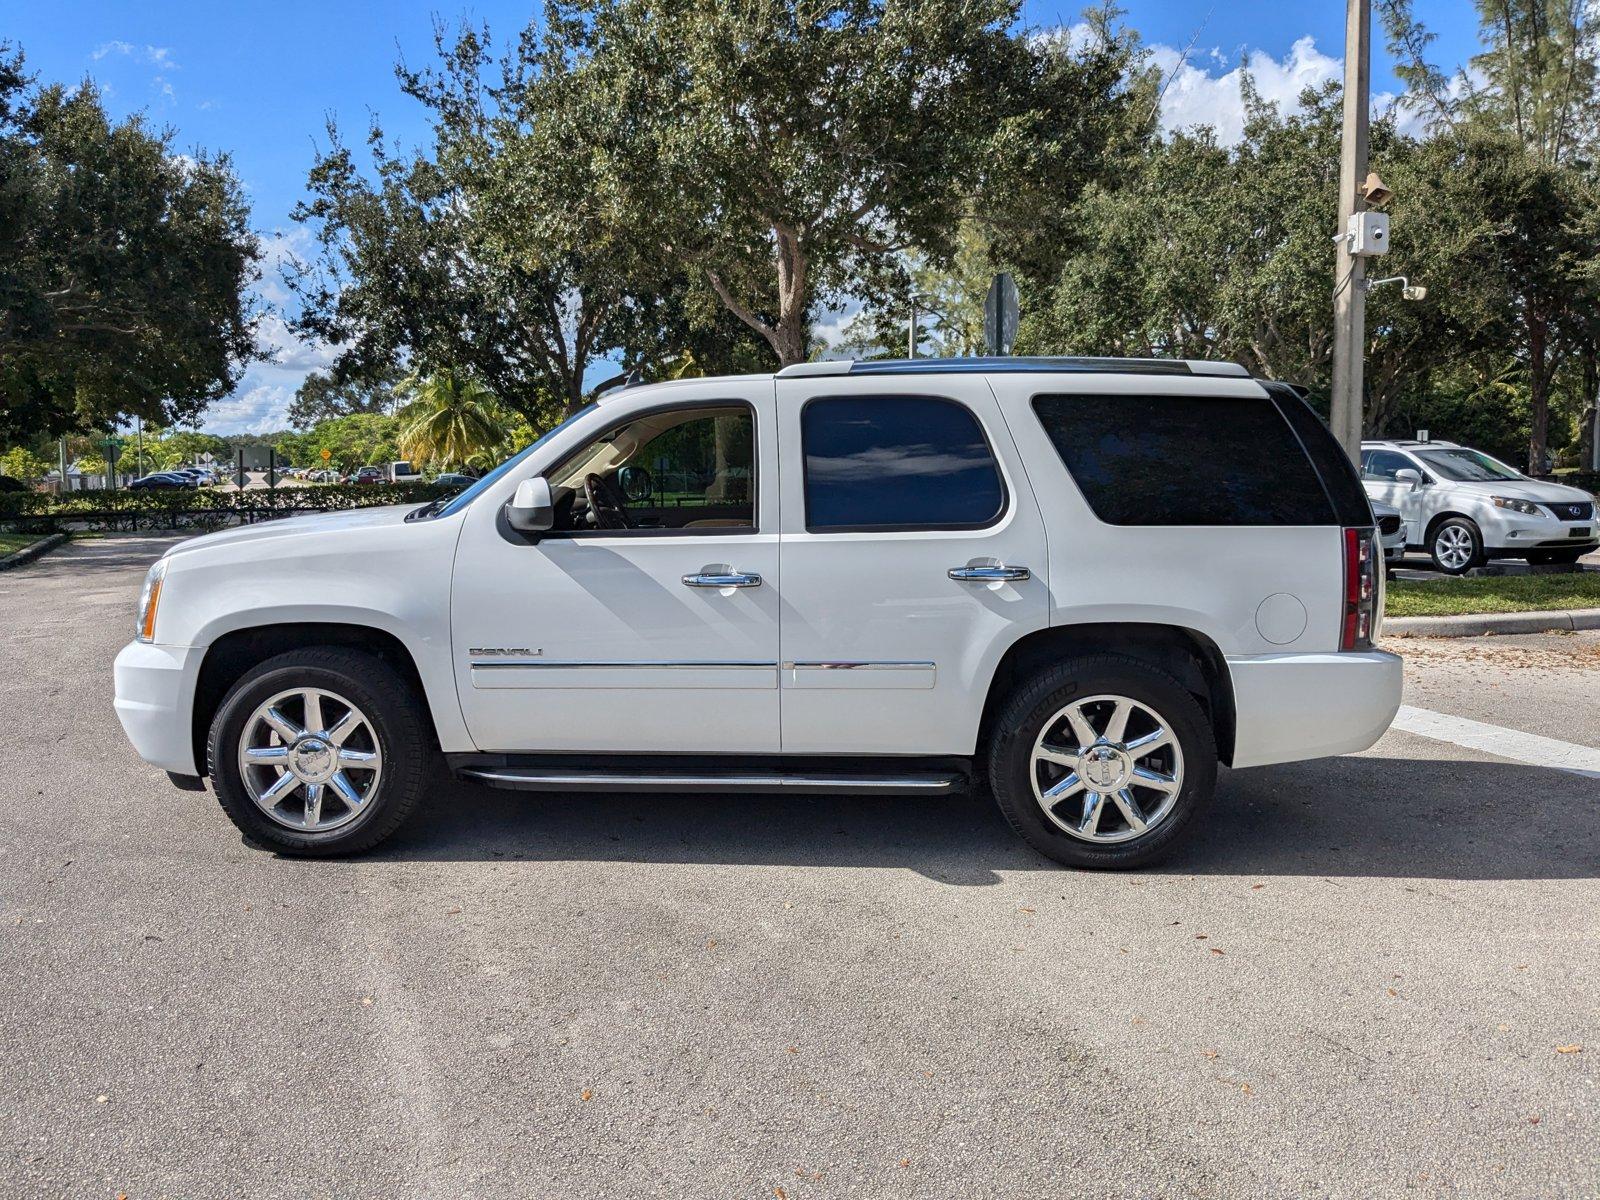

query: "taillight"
left=1341, top=527, right=1377, bottom=650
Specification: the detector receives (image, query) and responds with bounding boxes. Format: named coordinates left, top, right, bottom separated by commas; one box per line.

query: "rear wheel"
left=986, top=656, right=1217, bottom=870
left=1429, top=517, right=1482, bottom=575
left=208, top=647, right=429, bottom=856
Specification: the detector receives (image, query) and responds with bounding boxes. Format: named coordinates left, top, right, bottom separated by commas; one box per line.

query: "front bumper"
left=1227, top=649, right=1403, bottom=769
left=1479, top=510, right=1595, bottom=554
left=113, top=640, right=204, bottom=775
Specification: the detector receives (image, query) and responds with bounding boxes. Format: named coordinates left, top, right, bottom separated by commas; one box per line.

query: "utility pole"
left=1329, top=0, right=1371, bottom=462
left=907, top=298, right=919, bottom=359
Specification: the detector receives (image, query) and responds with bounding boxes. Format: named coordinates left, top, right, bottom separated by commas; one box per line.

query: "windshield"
left=1417, top=448, right=1523, bottom=483
left=430, top=403, right=598, bottom=519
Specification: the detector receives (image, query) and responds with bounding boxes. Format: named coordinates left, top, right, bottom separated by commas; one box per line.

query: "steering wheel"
left=583, top=472, right=634, bottom=530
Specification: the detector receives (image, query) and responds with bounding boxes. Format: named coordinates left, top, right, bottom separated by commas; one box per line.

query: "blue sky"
left=9, top=1, right=1484, bottom=434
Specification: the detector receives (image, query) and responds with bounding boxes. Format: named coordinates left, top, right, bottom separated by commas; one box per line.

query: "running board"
left=456, top=767, right=964, bottom=796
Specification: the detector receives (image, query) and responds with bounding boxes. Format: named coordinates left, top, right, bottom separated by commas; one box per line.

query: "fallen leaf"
left=1202, top=1050, right=1219, bottom=1059
left=1019, top=906, right=1035, bottom=914
left=360, top=996, right=373, bottom=1007
left=786, top=1046, right=798, bottom=1054
left=1250, top=883, right=1265, bottom=891
left=1210, top=947, right=1226, bottom=956
left=1195, top=934, right=1208, bottom=940
left=580, top=1088, right=593, bottom=1101
left=95, top=1095, right=107, bottom=1104
left=706, top=939, right=717, bottom=949
left=1528, top=1116, right=1541, bottom=1125
left=445, top=906, right=462, bottom=915
left=1240, top=1083, right=1253, bottom=1096
left=898, top=1158, right=911, bottom=1168
left=1556, top=1044, right=1582, bottom=1054
left=774, top=1187, right=787, bottom=1198
left=1387, top=988, right=1397, bottom=997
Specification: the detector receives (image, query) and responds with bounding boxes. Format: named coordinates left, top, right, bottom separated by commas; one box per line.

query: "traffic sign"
left=321, top=448, right=332, bottom=461
left=983, top=273, right=1019, bottom=356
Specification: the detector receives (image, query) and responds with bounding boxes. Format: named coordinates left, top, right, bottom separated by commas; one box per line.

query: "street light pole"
left=1330, top=0, right=1371, bottom=462
left=908, top=298, right=918, bottom=359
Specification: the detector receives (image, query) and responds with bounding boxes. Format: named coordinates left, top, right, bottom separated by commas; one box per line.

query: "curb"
left=0, top=532, right=68, bottom=572
left=1385, top=606, right=1600, bottom=637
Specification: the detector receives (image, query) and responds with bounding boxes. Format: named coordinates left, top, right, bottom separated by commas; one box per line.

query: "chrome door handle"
left=948, top=565, right=1030, bottom=582
left=682, top=571, right=762, bottom=588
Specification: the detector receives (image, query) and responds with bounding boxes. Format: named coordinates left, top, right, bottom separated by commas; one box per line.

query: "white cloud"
left=92, top=41, right=179, bottom=70
left=1151, top=35, right=1349, bottom=143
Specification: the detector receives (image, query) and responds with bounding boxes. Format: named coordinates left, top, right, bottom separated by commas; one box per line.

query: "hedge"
left=0, top=482, right=458, bottom=532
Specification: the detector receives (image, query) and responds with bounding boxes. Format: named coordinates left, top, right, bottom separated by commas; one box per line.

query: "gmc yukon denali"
left=114, top=357, right=1402, bottom=868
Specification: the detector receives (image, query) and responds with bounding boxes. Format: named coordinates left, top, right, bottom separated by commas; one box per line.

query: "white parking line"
left=1390, top=705, right=1600, bottom=779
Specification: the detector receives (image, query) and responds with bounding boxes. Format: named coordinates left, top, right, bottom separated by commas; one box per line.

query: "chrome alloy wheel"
left=237, top=687, right=383, bottom=832
left=1434, top=524, right=1474, bottom=571
left=1029, top=694, right=1185, bottom=844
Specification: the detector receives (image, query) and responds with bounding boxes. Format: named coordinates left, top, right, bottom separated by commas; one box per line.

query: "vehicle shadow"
left=367, top=752, right=1600, bottom=884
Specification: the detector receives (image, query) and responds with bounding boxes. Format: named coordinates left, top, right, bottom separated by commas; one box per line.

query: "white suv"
left=114, top=358, right=1402, bottom=869
left=1361, top=439, right=1597, bottom=573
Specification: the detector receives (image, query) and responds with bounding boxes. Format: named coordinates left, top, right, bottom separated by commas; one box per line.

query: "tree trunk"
left=1580, top=338, right=1599, bottom=472
left=1527, top=316, right=1550, bottom=475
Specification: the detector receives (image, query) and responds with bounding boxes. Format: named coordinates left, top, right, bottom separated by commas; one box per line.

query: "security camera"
left=1403, top=284, right=1427, bottom=301
left=1361, top=172, right=1394, bottom=207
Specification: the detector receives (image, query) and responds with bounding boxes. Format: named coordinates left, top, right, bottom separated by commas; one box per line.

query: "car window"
left=432, top=403, right=597, bottom=519
left=800, top=395, right=1006, bottom=532
left=1031, top=393, right=1334, bottom=526
left=1417, top=447, right=1523, bottom=482
left=1362, top=450, right=1415, bottom=481
left=550, top=404, right=755, bottom=531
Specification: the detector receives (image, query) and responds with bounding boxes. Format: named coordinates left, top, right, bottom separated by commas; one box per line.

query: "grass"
left=0, top=532, right=49, bottom=558
left=1387, top=572, right=1600, bottom=617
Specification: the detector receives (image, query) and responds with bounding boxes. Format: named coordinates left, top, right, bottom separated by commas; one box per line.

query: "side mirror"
left=506, top=476, right=554, bottom=534
left=1393, top=468, right=1423, bottom=490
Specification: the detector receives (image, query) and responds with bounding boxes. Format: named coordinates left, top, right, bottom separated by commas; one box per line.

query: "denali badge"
left=469, top=647, right=539, bottom=657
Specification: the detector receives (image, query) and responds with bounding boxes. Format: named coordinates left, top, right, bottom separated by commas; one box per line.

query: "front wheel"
left=1429, top=517, right=1483, bottom=575
left=208, top=647, right=430, bottom=856
left=986, top=656, right=1218, bottom=870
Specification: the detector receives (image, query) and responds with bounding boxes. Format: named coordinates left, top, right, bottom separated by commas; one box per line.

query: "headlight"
left=1491, top=496, right=1542, bottom=516
left=136, top=558, right=167, bottom=643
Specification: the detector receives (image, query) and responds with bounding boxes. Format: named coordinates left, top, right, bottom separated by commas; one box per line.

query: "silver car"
left=1371, top=499, right=1406, bottom=563
left=1361, top=439, right=1597, bottom=573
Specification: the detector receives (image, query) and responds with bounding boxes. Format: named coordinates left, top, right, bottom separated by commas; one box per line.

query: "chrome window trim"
left=783, top=660, right=936, bottom=671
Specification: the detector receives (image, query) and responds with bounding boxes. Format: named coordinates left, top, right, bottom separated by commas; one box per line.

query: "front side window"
left=1362, top=450, right=1415, bottom=481
left=1417, top=447, right=1522, bottom=483
left=547, top=404, right=755, bottom=533
left=801, top=395, right=1006, bottom=532
left=1031, top=393, right=1334, bottom=526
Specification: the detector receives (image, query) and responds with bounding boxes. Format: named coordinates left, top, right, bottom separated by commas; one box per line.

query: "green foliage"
left=0, top=44, right=263, bottom=442
left=272, top=413, right=399, bottom=471
left=288, top=369, right=401, bottom=429
left=0, top=481, right=453, bottom=531
left=1, top=445, right=50, bottom=481
left=535, top=0, right=1146, bottom=365
left=394, top=371, right=508, bottom=470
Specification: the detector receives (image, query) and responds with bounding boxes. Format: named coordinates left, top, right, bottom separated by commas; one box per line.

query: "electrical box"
left=1349, top=211, right=1390, bottom=256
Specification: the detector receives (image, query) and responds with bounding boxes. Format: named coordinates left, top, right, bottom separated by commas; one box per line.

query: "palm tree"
left=395, top=371, right=508, bottom=471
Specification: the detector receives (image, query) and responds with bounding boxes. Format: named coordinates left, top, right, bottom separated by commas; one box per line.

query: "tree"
left=394, top=371, right=508, bottom=470
left=536, top=0, right=1148, bottom=366
left=288, top=368, right=401, bottom=429
left=1381, top=0, right=1600, bottom=469
left=0, top=444, right=49, bottom=481
left=0, top=44, right=263, bottom=442
left=291, top=24, right=721, bottom=423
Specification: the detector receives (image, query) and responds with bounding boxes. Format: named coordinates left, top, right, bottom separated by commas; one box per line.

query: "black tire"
left=985, top=655, right=1218, bottom=870
left=1428, top=517, right=1483, bottom=575
left=208, top=647, right=429, bottom=856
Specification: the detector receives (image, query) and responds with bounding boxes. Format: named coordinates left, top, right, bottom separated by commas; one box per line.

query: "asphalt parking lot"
left=2, top=536, right=1597, bottom=1199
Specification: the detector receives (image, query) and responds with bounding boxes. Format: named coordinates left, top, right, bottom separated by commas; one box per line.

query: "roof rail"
left=775, top=356, right=1249, bottom=379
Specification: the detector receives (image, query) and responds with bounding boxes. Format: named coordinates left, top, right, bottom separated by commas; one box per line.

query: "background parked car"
left=1371, top=499, right=1406, bottom=563
left=433, top=472, right=476, bottom=492
left=1361, top=438, right=1597, bottom=573
left=130, top=472, right=197, bottom=490
left=350, top=466, right=384, bottom=485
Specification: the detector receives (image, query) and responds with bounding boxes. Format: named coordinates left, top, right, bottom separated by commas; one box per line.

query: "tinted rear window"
left=1260, top=381, right=1372, bottom=526
left=1031, top=393, right=1335, bottom=526
left=802, top=395, right=1005, bottom=531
